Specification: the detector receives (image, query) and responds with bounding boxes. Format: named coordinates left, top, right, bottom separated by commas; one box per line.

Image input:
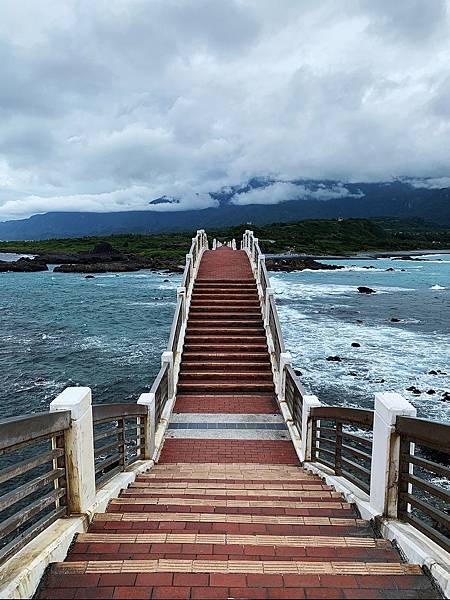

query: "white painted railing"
left=139, top=229, right=208, bottom=455
left=242, top=229, right=450, bottom=591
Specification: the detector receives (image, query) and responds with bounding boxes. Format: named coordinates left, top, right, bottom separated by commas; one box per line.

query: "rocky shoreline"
left=0, top=242, right=185, bottom=274
left=265, top=257, right=344, bottom=272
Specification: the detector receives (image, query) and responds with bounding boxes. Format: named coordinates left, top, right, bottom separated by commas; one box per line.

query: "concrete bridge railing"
left=242, top=228, right=450, bottom=594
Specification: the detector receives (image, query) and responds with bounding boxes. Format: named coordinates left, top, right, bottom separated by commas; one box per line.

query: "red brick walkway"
left=36, top=247, right=437, bottom=599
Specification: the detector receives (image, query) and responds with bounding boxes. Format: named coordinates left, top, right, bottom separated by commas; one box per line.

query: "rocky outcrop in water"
left=357, top=286, right=376, bottom=294
left=0, top=257, right=48, bottom=272
left=40, top=242, right=184, bottom=273
left=266, top=257, right=344, bottom=272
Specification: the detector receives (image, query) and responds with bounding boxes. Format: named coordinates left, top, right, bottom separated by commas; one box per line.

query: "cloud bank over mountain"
left=1, top=0, right=450, bottom=220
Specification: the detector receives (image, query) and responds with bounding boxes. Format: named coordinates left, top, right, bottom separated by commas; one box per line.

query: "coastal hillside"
left=1, top=180, right=450, bottom=240
left=1, top=217, right=450, bottom=259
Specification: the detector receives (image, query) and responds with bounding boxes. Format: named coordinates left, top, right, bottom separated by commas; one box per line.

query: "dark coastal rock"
left=386, top=267, right=395, bottom=272
left=390, top=318, right=401, bottom=323
left=392, top=256, right=426, bottom=261
left=356, top=319, right=364, bottom=324
left=374, top=378, right=385, bottom=383
left=85, top=275, right=95, bottom=279
left=54, top=256, right=184, bottom=273
left=406, top=385, right=422, bottom=395
left=266, top=258, right=344, bottom=272
left=442, top=392, right=450, bottom=402
left=326, top=356, right=343, bottom=362
left=351, top=342, right=361, bottom=348
left=0, top=257, right=48, bottom=272
left=294, top=369, right=302, bottom=376
left=426, top=389, right=436, bottom=395
left=428, top=370, right=438, bottom=375
left=357, top=286, right=375, bottom=294
left=349, top=371, right=358, bottom=376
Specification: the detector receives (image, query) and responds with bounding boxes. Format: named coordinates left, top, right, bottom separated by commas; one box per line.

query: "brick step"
left=189, top=304, right=261, bottom=311
left=127, top=487, right=340, bottom=498
left=178, top=372, right=273, bottom=381
left=189, top=307, right=262, bottom=323
left=122, top=494, right=345, bottom=505
left=181, top=353, right=270, bottom=362
left=133, top=479, right=334, bottom=490
left=187, top=322, right=264, bottom=330
left=190, top=300, right=261, bottom=307
left=177, top=382, right=275, bottom=393
left=180, top=362, right=271, bottom=371
left=185, top=334, right=267, bottom=342
left=195, top=279, right=256, bottom=285
left=192, top=294, right=259, bottom=300
left=88, top=521, right=376, bottom=537
left=111, top=495, right=351, bottom=510
left=194, top=279, right=256, bottom=292
left=76, top=532, right=391, bottom=549
left=186, top=324, right=266, bottom=342
left=173, top=397, right=279, bottom=414
left=184, top=338, right=267, bottom=346
left=46, top=559, right=422, bottom=577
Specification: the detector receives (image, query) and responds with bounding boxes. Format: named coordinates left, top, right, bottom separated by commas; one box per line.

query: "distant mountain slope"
left=1, top=180, right=449, bottom=240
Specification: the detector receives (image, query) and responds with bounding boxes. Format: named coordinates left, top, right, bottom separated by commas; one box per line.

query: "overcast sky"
left=1, top=0, right=449, bottom=220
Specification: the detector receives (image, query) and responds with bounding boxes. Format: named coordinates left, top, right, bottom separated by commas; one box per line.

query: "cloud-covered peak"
left=1, top=0, right=450, bottom=220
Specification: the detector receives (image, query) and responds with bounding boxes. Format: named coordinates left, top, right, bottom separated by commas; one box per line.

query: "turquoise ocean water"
left=0, top=255, right=449, bottom=422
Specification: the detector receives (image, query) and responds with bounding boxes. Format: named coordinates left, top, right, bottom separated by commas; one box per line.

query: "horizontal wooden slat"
left=0, top=468, right=65, bottom=512
left=342, top=430, right=373, bottom=447
left=95, top=455, right=120, bottom=475
left=0, top=412, right=70, bottom=452
left=341, top=456, right=371, bottom=478
left=402, top=494, right=449, bottom=529
left=403, top=514, right=450, bottom=554
left=342, top=443, right=372, bottom=463
left=94, top=427, right=123, bottom=442
left=406, top=474, right=450, bottom=503
left=396, top=416, right=450, bottom=452
left=0, top=448, right=64, bottom=485
left=0, top=507, right=66, bottom=566
left=0, top=487, right=66, bottom=541
left=92, top=403, right=146, bottom=423
left=311, top=407, right=374, bottom=427
left=341, top=470, right=370, bottom=495
left=96, top=465, right=122, bottom=489
left=408, top=454, right=450, bottom=478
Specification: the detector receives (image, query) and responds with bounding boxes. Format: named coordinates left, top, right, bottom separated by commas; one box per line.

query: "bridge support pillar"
left=278, top=352, right=292, bottom=399
left=369, top=393, right=416, bottom=518
left=162, top=350, right=174, bottom=399
left=264, top=288, right=274, bottom=325
left=300, top=395, right=321, bottom=463
left=50, top=387, right=96, bottom=514
left=138, top=393, right=156, bottom=460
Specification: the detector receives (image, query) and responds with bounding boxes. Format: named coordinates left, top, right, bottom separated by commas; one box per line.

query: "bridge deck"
left=36, top=248, right=437, bottom=599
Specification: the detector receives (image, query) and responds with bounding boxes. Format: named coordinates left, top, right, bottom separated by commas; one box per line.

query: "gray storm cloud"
left=0, top=0, right=449, bottom=219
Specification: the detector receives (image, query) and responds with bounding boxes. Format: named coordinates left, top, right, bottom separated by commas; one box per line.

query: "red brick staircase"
left=36, top=247, right=438, bottom=599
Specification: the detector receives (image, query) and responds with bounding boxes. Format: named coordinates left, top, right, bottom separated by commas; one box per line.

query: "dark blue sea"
left=1, top=254, right=449, bottom=422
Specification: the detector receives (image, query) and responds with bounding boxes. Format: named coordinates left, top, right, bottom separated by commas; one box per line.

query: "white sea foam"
left=430, top=284, right=447, bottom=290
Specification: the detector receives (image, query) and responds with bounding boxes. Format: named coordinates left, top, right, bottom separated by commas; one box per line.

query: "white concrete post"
left=300, top=395, right=321, bottom=463
left=232, top=239, right=236, bottom=250
left=265, top=288, right=274, bottom=324
left=257, top=254, right=265, bottom=282
left=50, top=387, right=96, bottom=514
left=369, top=393, right=416, bottom=517
left=162, top=350, right=174, bottom=399
left=278, top=352, right=292, bottom=399
left=177, top=286, right=186, bottom=322
left=212, top=239, right=217, bottom=250
left=137, top=393, right=156, bottom=460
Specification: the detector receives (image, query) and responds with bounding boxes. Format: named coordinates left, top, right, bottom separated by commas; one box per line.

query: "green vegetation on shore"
left=1, top=217, right=450, bottom=258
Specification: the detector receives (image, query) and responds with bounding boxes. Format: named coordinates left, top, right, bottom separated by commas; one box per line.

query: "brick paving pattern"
left=36, top=247, right=438, bottom=599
